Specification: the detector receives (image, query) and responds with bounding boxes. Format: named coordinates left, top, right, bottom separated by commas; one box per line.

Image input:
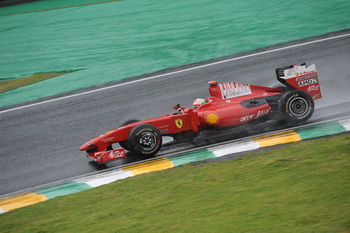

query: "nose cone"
left=80, top=143, right=89, bottom=151
left=80, top=128, right=119, bottom=152
left=80, top=138, right=99, bottom=151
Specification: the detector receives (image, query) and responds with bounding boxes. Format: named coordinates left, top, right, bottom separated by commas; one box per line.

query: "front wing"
left=87, top=148, right=126, bottom=163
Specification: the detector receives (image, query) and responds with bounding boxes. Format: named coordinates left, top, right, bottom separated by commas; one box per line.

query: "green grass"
left=0, top=72, right=71, bottom=94
left=1, top=134, right=349, bottom=233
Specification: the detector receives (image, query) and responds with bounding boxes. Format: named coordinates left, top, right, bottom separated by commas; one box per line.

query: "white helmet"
left=193, top=98, right=206, bottom=108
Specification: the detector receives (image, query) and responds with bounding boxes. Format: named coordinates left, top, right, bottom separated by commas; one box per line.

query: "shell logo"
left=205, top=112, right=220, bottom=125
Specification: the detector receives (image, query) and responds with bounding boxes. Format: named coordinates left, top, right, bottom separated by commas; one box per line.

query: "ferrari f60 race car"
left=80, top=63, right=322, bottom=163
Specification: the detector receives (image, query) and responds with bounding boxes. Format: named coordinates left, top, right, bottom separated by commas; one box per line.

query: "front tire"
left=128, top=124, right=162, bottom=158
left=119, top=119, right=140, bottom=150
left=279, top=90, right=314, bottom=123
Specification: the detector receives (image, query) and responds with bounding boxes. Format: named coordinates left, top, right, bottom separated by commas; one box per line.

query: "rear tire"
left=278, top=90, right=314, bottom=123
left=128, top=124, right=162, bottom=158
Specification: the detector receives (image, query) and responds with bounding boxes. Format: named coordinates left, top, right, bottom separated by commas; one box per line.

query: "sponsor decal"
left=283, top=64, right=317, bottom=79
left=107, top=150, right=126, bottom=159
left=205, top=112, right=220, bottom=125
left=295, top=70, right=317, bottom=77
left=298, top=78, right=318, bottom=87
left=240, top=108, right=270, bottom=122
left=240, top=115, right=254, bottom=122
left=219, top=82, right=252, bottom=99
left=255, top=108, right=270, bottom=119
left=101, top=137, right=114, bottom=143
left=159, top=125, right=169, bottom=133
left=296, top=73, right=317, bottom=81
left=94, top=149, right=126, bottom=161
left=307, top=85, right=319, bottom=92
left=175, top=119, right=183, bottom=129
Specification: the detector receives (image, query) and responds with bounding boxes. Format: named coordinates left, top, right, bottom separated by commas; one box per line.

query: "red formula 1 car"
left=80, top=63, right=322, bottom=163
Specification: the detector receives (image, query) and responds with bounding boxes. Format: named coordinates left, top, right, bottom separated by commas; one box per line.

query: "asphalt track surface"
left=1, top=30, right=350, bottom=196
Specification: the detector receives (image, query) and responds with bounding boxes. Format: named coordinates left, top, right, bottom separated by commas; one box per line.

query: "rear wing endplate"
left=276, top=63, right=322, bottom=100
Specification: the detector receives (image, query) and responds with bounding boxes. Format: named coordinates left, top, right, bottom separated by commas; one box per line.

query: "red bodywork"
left=80, top=63, right=322, bottom=163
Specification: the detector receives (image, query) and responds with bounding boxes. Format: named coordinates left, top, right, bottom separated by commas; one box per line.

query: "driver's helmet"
left=193, top=98, right=206, bottom=108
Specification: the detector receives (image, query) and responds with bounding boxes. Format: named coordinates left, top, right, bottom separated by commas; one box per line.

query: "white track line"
left=1, top=32, right=350, bottom=115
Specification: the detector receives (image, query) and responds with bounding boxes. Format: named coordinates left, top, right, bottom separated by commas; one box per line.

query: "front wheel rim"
left=139, top=132, right=157, bottom=151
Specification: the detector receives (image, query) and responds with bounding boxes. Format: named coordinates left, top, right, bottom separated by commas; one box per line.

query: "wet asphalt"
left=0, top=30, right=349, bottom=196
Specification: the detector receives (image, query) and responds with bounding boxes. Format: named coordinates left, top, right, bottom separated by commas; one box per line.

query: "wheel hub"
left=289, top=97, right=308, bottom=116
left=139, top=132, right=156, bottom=149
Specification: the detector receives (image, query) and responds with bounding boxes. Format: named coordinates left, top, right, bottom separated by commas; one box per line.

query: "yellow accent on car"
left=175, top=119, right=183, bottom=128
left=206, top=112, right=219, bottom=125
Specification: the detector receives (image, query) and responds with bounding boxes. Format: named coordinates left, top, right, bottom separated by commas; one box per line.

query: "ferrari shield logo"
left=175, top=119, right=183, bottom=129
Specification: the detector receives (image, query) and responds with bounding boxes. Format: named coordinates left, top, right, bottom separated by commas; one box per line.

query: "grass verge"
left=0, top=134, right=349, bottom=232
left=0, top=72, right=71, bottom=94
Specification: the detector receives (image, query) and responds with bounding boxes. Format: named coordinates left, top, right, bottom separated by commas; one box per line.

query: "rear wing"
left=276, top=63, right=322, bottom=100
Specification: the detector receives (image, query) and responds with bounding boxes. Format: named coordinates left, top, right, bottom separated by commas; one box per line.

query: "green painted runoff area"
left=294, top=121, right=347, bottom=140
left=0, top=0, right=120, bottom=16
left=1, top=0, right=349, bottom=107
left=169, top=149, right=216, bottom=167
left=34, top=182, right=92, bottom=199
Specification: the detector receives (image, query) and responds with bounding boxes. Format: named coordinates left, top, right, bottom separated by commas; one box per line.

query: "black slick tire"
left=278, top=90, right=314, bottom=123
left=128, top=124, right=162, bottom=158
left=119, top=119, right=140, bottom=150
